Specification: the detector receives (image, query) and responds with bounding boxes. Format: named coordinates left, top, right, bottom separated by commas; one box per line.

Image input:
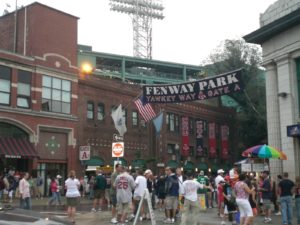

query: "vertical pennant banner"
left=181, top=117, right=189, bottom=157
left=196, top=120, right=205, bottom=157
left=221, top=125, right=229, bottom=159
left=208, top=122, right=217, bottom=158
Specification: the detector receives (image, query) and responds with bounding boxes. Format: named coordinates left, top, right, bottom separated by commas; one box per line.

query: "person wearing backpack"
left=91, top=169, right=107, bottom=212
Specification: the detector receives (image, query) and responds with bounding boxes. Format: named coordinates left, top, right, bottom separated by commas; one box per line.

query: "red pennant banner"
left=221, top=125, right=229, bottom=159
left=208, top=122, right=217, bottom=158
left=181, top=117, right=189, bottom=157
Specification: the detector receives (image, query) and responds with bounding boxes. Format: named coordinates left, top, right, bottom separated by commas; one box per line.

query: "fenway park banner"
left=143, top=69, right=243, bottom=103
left=208, top=122, right=217, bottom=158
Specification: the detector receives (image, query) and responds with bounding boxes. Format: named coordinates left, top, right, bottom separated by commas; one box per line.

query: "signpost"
left=79, top=146, right=90, bottom=161
left=133, top=189, right=156, bottom=225
left=113, top=133, right=124, bottom=142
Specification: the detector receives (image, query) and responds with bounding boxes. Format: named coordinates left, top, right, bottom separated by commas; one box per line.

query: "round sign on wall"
left=112, top=142, right=124, bottom=157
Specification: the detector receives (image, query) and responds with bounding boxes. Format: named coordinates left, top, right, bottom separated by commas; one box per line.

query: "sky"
left=0, top=0, right=278, bottom=65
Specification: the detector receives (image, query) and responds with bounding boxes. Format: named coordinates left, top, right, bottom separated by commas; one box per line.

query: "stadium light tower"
left=109, top=0, right=164, bottom=59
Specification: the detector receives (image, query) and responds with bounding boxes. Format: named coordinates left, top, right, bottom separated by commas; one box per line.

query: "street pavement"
left=3, top=197, right=298, bottom=225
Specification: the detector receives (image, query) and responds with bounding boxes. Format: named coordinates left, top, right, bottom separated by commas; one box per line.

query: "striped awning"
left=0, top=137, right=38, bottom=158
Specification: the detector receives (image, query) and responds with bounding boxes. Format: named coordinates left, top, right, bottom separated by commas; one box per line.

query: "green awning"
left=166, top=160, right=179, bottom=169
left=85, top=156, right=104, bottom=166
left=132, top=159, right=146, bottom=169
left=211, top=163, right=219, bottom=173
left=112, top=158, right=127, bottom=166
left=223, top=164, right=231, bottom=172
left=196, top=163, right=208, bottom=171
left=183, top=161, right=194, bottom=171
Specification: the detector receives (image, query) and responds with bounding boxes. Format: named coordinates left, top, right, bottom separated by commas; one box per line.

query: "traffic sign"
left=79, top=146, right=90, bottom=160
left=112, top=142, right=124, bottom=157
left=113, top=133, right=124, bottom=141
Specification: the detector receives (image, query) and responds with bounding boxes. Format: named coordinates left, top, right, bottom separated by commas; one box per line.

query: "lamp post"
left=175, top=144, right=180, bottom=167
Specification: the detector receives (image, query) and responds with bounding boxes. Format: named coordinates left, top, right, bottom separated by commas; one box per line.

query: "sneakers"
left=163, top=218, right=172, bottom=223
left=275, top=211, right=281, bottom=216
left=91, top=208, right=97, bottom=212
left=111, top=218, right=118, bottom=224
left=98, top=208, right=102, bottom=212
left=171, top=218, right=175, bottom=223
left=264, top=218, right=272, bottom=223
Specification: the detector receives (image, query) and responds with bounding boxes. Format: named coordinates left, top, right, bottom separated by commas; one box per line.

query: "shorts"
left=165, top=196, right=178, bottom=210
left=263, top=199, right=272, bottom=209
left=236, top=198, right=253, bottom=217
left=110, top=194, right=117, bottom=207
left=117, top=201, right=132, bottom=214
left=66, top=197, right=79, bottom=207
left=158, top=192, right=166, bottom=199
left=94, top=189, right=105, bottom=199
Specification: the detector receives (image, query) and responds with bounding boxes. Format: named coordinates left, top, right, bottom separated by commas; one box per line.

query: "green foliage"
left=202, top=39, right=267, bottom=149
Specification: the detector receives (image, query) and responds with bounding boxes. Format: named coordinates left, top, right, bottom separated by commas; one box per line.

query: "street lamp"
left=175, top=144, right=180, bottom=166
left=80, top=62, right=94, bottom=75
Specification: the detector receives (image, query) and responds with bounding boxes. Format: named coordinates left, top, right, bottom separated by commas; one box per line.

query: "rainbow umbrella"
left=242, top=144, right=287, bottom=160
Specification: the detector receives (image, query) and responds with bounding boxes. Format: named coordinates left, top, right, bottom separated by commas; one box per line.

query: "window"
left=167, top=144, right=175, bottom=154
left=0, top=65, right=11, bottom=105
left=42, top=76, right=71, bottom=114
left=97, top=103, right=105, bottom=121
left=132, top=111, right=138, bottom=127
left=87, top=102, right=94, bottom=119
left=166, top=113, right=180, bottom=133
left=17, top=70, right=31, bottom=108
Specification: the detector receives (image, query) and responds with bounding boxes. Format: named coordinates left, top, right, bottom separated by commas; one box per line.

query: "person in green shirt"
left=197, top=170, right=209, bottom=209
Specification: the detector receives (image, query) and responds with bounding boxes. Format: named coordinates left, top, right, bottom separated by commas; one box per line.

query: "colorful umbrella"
left=242, top=144, right=287, bottom=160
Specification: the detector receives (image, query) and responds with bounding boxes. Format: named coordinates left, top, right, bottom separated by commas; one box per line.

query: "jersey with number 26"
left=115, top=173, right=135, bottom=203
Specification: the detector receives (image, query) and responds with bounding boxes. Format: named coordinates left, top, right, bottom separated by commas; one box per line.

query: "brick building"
left=0, top=2, right=237, bottom=184
left=0, top=2, right=79, bottom=192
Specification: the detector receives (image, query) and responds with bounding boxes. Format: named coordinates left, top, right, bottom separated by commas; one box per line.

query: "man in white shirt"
left=181, top=172, right=206, bottom=225
left=132, top=169, right=147, bottom=220
left=215, top=169, right=225, bottom=187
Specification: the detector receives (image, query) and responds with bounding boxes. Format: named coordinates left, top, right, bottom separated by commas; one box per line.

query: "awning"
left=86, top=166, right=98, bottom=171
left=166, top=160, right=179, bottom=169
left=85, top=156, right=104, bottom=166
left=0, top=137, right=38, bottom=158
left=196, top=162, right=208, bottom=171
left=132, top=159, right=146, bottom=169
left=210, top=163, right=219, bottom=173
left=183, top=161, right=194, bottom=171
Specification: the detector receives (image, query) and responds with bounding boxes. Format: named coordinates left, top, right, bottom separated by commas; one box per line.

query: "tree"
left=202, top=39, right=267, bottom=151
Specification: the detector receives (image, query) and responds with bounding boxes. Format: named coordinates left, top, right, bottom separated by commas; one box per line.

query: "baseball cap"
left=217, top=169, right=225, bottom=174
left=144, top=169, right=152, bottom=175
left=56, top=175, right=62, bottom=179
left=199, top=170, right=204, bottom=175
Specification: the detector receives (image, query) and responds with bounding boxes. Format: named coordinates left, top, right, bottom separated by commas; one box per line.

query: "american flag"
left=134, top=96, right=156, bottom=122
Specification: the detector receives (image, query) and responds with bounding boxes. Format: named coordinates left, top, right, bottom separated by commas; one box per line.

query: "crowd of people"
left=1, top=165, right=300, bottom=225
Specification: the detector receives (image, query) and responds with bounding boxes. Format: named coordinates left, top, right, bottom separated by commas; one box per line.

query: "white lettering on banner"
left=133, top=189, right=156, bottom=225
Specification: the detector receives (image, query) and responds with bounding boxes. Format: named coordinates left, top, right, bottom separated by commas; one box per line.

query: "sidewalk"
left=5, top=197, right=298, bottom=225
